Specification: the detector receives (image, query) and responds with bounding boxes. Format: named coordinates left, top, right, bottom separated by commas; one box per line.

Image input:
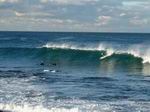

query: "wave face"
left=43, top=42, right=149, bottom=63
left=0, top=45, right=144, bottom=66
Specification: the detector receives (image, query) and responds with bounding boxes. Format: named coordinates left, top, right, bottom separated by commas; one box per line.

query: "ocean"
left=0, top=31, right=150, bottom=112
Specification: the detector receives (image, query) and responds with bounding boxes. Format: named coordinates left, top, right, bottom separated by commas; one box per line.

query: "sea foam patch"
left=0, top=100, right=150, bottom=112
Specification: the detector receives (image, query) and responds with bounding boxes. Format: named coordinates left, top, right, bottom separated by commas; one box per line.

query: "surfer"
left=40, top=61, right=44, bottom=66
left=52, top=63, right=57, bottom=66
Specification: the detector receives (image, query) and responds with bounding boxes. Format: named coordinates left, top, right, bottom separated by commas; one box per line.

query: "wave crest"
left=42, top=42, right=106, bottom=51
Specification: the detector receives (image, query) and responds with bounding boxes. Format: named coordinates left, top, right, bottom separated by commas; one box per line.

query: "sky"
left=0, top=0, right=150, bottom=32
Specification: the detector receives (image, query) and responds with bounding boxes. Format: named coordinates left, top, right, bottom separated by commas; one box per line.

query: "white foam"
left=127, top=45, right=150, bottom=63
left=0, top=100, right=150, bottom=112
left=50, top=70, right=56, bottom=73
left=113, top=45, right=150, bottom=63
left=43, top=69, right=50, bottom=72
left=100, top=48, right=114, bottom=60
left=42, top=42, right=106, bottom=51
left=0, top=102, right=108, bottom=112
left=0, top=104, right=79, bottom=112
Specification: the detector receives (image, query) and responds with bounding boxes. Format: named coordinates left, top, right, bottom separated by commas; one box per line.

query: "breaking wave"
left=43, top=42, right=150, bottom=63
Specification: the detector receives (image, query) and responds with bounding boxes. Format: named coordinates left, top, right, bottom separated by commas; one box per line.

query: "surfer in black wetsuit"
left=40, top=61, right=44, bottom=66
left=52, top=63, right=57, bottom=66
left=40, top=61, right=57, bottom=66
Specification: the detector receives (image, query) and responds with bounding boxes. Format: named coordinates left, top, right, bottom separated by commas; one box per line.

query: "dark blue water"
left=0, top=32, right=150, bottom=112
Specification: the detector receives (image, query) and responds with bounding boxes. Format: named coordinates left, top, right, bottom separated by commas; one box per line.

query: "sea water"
left=0, top=32, right=150, bottom=112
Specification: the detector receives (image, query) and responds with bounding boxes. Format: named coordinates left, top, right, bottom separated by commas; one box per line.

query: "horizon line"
left=0, top=30, right=150, bottom=34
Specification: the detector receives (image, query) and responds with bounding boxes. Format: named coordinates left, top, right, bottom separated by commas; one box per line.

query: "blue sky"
left=0, top=0, right=150, bottom=32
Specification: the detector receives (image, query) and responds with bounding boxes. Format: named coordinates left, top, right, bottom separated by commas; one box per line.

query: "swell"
left=0, top=47, right=144, bottom=65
